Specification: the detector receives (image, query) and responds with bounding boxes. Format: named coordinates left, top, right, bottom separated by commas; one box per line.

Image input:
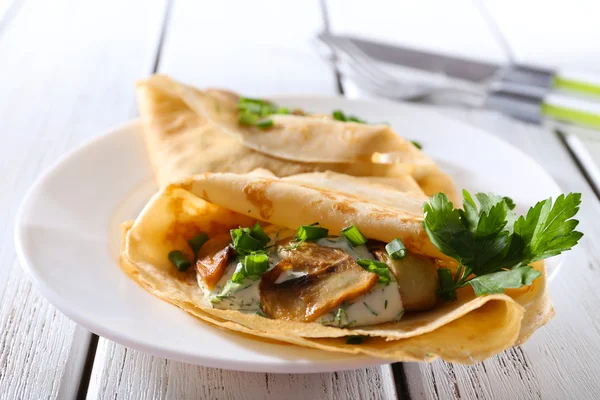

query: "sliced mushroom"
left=196, top=233, right=235, bottom=290
left=372, top=248, right=439, bottom=311
left=260, top=241, right=378, bottom=322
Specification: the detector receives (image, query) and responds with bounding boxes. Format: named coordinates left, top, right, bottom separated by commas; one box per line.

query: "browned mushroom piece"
left=196, top=233, right=235, bottom=290
left=371, top=246, right=439, bottom=311
left=259, top=241, right=378, bottom=322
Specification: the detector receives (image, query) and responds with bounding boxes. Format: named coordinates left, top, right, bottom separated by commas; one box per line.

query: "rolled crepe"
left=136, top=75, right=459, bottom=202
left=121, top=171, right=553, bottom=364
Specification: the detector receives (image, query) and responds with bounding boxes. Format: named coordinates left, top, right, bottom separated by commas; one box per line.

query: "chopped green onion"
left=295, top=225, right=329, bottom=242
left=411, top=140, right=422, bottom=150
left=333, top=308, right=347, bottom=327
left=259, top=104, right=277, bottom=116
left=277, top=107, right=290, bottom=114
left=238, top=102, right=262, bottom=114
left=347, top=115, right=365, bottom=123
left=229, top=260, right=247, bottom=283
left=332, top=110, right=366, bottom=123
left=332, top=110, right=346, bottom=121
left=250, top=223, right=271, bottom=246
left=168, top=250, right=191, bottom=272
left=346, top=335, right=365, bottom=345
left=340, top=225, right=367, bottom=247
left=385, top=238, right=406, bottom=260
left=188, top=232, right=209, bottom=257
left=232, top=232, right=262, bottom=252
left=211, top=280, right=242, bottom=303
left=357, top=259, right=391, bottom=284
left=238, top=97, right=278, bottom=124
left=239, top=97, right=270, bottom=106
left=243, top=252, right=269, bottom=278
left=256, top=118, right=274, bottom=129
left=231, top=271, right=246, bottom=283
left=238, top=112, right=258, bottom=126
left=230, top=227, right=263, bottom=254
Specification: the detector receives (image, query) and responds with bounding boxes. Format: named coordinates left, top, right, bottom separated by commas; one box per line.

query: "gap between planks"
left=558, top=133, right=600, bottom=200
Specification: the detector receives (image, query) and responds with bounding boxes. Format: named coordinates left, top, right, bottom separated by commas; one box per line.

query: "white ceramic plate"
left=15, top=96, right=563, bottom=373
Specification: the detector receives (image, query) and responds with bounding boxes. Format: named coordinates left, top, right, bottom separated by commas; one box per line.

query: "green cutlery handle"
left=553, top=70, right=600, bottom=98
left=542, top=93, right=600, bottom=130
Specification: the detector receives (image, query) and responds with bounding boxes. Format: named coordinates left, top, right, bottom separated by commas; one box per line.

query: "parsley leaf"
left=503, top=196, right=516, bottom=210
left=469, top=266, right=541, bottom=296
left=519, top=193, right=583, bottom=262
left=422, top=193, right=472, bottom=262
left=423, top=191, right=582, bottom=299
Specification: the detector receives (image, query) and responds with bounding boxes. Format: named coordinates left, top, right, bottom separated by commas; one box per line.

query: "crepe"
left=136, top=75, right=458, bottom=202
left=120, top=171, right=553, bottom=363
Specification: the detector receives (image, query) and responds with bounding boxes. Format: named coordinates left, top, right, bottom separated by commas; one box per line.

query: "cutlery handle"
left=501, top=66, right=600, bottom=98
left=485, top=89, right=600, bottom=131
left=554, top=70, right=600, bottom=98
left=542, top=93, right=600, bottom=130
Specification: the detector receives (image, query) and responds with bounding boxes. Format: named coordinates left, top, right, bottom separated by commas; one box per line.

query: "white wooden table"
left=3, top=1, right=600, bottom=399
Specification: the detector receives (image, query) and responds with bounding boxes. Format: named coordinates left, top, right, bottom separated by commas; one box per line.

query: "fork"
left=317, top=32, right=485, bottom=104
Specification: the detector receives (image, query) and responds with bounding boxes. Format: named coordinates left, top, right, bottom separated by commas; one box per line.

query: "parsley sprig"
left=423, top=190, right=583, bottom=299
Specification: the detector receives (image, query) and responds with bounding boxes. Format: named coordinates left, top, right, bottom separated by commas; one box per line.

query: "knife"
left=319, top=33, right=600, bottom=130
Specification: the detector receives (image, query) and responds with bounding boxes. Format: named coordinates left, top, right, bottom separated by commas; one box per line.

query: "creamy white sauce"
left=314, top=238, right=404, bottom=327
left=200, top=235, right=405, bottom=325
left=206, top=255, right=274, bottom=313
left=315, top=237, right=376, bottom=261
left=207, top=259, right=262, bottom=312
left=343, top=280, right=403, bottom=326
left=317, top=277, right=404, bottom=327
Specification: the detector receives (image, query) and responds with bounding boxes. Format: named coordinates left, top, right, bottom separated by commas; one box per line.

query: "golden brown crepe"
left=120, top=171, right=553, bottom=364
left=135, top=75, right=458, bottom=202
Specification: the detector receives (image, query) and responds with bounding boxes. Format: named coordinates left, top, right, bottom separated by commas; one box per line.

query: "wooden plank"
left=88, top=340, right=398, bottom=400
left=88, top=1, right=399, bottom=398
left=0, top=0, right=168, bottom=398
